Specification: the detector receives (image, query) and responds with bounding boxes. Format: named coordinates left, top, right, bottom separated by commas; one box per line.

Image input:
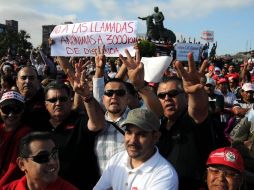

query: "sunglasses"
left=46, top=96, right=69, bottom=103
left=1, top=105, right=23, bottom=115
left=104, top=89, right=126, bottom=97
left=157, top=90, right=184, bottom=99
left=26, top=148, right=58, bottom=164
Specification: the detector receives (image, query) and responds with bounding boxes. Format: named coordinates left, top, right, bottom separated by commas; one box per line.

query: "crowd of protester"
left=0, top=39, right=254, bottom=190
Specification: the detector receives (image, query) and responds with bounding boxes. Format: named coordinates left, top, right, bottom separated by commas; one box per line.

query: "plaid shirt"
left=95, top=108, right=130, bottom=174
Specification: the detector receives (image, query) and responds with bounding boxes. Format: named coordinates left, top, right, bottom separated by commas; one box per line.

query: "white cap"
left=0, top=91, right=25, bottom=106
left=242, top=83, right=254, bottom=92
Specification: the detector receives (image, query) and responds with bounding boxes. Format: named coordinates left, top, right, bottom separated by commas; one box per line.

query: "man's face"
left=16, top=67, right=39, bottom=99
left=0, top=103, right=24, bottom=127
left=124, top=125, right=160, bottom=162
left=228, top=65, right=235, bottom=73
left=18, top=139, right=59, bottom=185
left=103, top=81, right=128, bottom=117
left=157, top=81, right=186, bottom=120
left=251, top=51, right=254, bottom=58
left=242, top=90, right=254, bottom=102
left=45, top=88, right=72, bottom=121
left=207, top=166, right=242, bottom=190
left=228, top=80, right=236, bottom=88
left=218, top=83, right=228, bottom=93
left=204, top=84, right=215, bottom=95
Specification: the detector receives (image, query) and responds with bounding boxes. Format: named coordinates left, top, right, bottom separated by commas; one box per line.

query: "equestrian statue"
left=138, top=7, right=176, bottom=43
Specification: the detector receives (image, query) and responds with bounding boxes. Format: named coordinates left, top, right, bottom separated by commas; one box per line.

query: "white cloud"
left=0, top=4, right=77, bottom=47
left=90, top=0, right=122, bottom=18
left=0, top=0, right=253, bottom=49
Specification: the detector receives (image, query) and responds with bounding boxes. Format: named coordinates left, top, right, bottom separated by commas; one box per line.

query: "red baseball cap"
left=217, top=78, right=228, bottom=85
left=206, top=147, right=244, bottom=173
left=208, top=65, right=214, bottom=72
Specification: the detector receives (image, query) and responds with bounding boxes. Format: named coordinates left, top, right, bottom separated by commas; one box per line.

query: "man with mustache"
left=94, top=47, right=163, bottom=174
left=93, top=108, right=178, bottom=190
left=41, top=74, right=104, bottom=189
left=157, top=53, right=215, bottom=190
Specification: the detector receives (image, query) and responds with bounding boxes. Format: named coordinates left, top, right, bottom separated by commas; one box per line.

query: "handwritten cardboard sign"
left=50, top=21, right=138, bottom=57
left=174, top=43, right=202, bottom=62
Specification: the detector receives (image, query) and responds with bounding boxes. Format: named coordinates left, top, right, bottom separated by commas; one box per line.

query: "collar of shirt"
left=124, top=147, right=160, bottom=173
left=105, top=107, right=130, bottom=125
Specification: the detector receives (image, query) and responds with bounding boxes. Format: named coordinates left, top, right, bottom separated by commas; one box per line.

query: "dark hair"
left=109, top=61, right=117, bottom=73
left=105, top=78, right=127, bottom=90
left=18, top=131, right=54, bottom=157
left=44, top=80, right=71, bottom=98
left=17, top=65, right=39, bottom=79
left=159, top=76, right=184, bottom=91
left=125, top=82, right=137, bottom=96
left=160, top=76, right=183, bottom=85
left=1, top=74, right=16, bottom=87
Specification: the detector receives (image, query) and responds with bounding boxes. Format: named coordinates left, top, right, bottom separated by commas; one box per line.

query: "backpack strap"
left=106, top=121, right=125, bottom=135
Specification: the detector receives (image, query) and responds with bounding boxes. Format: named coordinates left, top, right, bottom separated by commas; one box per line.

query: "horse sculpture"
left=138, top=15, right=176, bottom=43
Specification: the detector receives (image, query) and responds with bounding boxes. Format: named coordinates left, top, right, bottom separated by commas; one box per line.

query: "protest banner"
left=201, top=30, right=214, bottom=42
left=174, top=43, right=202, bottom=62
left=50, top=21, right=138, bottom=57
left=141, top=56, right=173, bottom=83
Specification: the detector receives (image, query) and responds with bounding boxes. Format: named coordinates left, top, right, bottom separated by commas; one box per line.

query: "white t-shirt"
left=93, top=148, right=178, bottom=190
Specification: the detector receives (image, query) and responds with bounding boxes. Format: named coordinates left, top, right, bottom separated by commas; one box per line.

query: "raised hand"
left=119, top=47, right=144, bottom=90
left=68, top=62, right=90, bottom=98
left=94, top=46, right=106, bottom=78
left=95, top=46, right=106, bottom=69
left=175, top=52, right=208, bottom=94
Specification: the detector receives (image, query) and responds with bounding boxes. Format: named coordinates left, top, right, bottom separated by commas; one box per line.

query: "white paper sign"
left=174, top=43, right=202, bottom=62
left=141, top=56, right=173, bottom=83
left=201, top=30, right=214, bottom=42
left=50, top=21, right=138, bottom=57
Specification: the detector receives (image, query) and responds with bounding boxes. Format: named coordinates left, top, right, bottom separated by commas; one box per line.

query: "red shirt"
left=0, top=124, right=32, bottom=187
left=2, top=176, right=78, bottom=190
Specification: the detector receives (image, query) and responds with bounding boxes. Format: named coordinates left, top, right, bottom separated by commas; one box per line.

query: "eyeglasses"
left=1, top=105, right=23, bottom=115
left=157, top=90, right=184, bottom=99
left=46, top=96, right=69, bottom=103
left=207, top=167, right=240, bottom=178
left=25, top=148, right=58, bottom=164
left=104, top=89, right=126, bottom=97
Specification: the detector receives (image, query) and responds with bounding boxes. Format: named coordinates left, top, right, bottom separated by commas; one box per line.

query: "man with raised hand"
left=157, top=53, right=215, bottom=190
left=94, top=46, right=163, bottom=174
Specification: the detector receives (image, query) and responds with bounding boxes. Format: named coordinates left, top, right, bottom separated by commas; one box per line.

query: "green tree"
left=17, top=30, right=33, bottom=56
left=138, top=40, right=156, bottom=57
left=0, top=28, right=33, bottom=58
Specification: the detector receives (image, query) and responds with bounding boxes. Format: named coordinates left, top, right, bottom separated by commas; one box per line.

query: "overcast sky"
left=1, top=0, right=254, bottom=55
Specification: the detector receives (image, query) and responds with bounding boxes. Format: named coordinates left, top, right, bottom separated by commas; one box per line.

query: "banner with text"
left=175, top=43, right=202, bottom=62
left=201, top=30, right=214, bottom=42
left=50, top=21, right=138, bottom=57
